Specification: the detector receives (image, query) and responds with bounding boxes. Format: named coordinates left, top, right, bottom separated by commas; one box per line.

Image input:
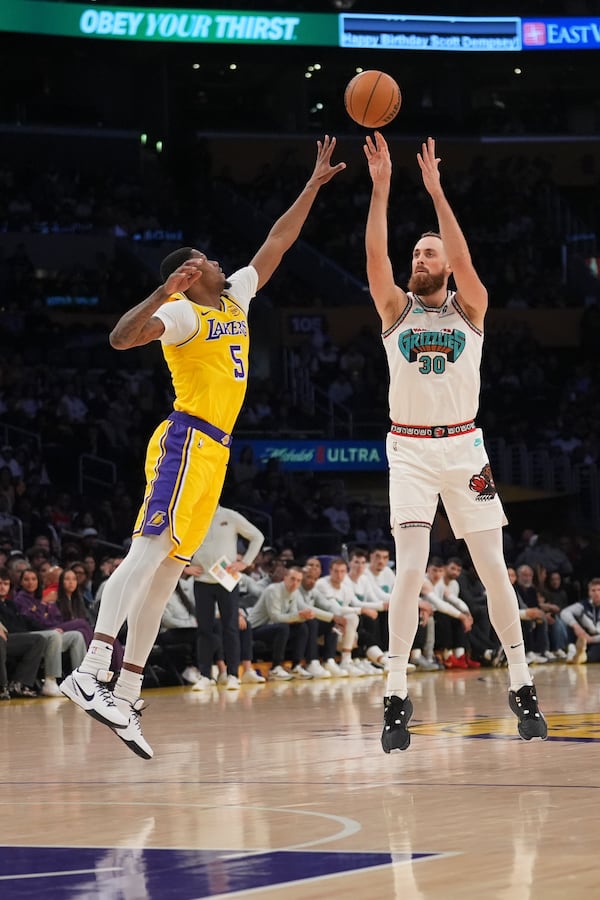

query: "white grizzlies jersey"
left=382, top=291, right=482, bottom=425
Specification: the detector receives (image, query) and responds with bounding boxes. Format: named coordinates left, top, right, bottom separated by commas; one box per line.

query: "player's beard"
left=408, top=271, right=446, bottom=295
left=223, top=278, right=232, bottom=290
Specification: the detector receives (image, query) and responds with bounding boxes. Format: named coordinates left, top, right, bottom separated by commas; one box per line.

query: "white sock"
left=455, top=647, right=465, bottom=658
left=508, top=664, right=532, bottom=692
left=341, top=651, right=352, bottom=664
left=384, top=653, right=410, bottom=699
left=80, top=640, right=114, bottom=675
left=464, top=529, right=533, bottom=691
left=114, top=669, right=144, bottom=705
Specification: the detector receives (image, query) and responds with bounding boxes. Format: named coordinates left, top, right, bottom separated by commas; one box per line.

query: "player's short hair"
left=427, top=555, right=444, bottom=568
left=370, top=543, right=389, bottom=555
left=159, top=247, right=195, bottom=283
left=420, top=230, right=442, bottom=240
left=349, top=547, right=369, bottom=560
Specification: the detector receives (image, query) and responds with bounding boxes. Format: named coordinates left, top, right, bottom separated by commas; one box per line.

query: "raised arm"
left=250, top=135, right=345, bottom=291
left=417, top=137, right=487, bottom=327
left=364, top=131, right=408, bottom=331
left=109, top=258, right=204, bottom=350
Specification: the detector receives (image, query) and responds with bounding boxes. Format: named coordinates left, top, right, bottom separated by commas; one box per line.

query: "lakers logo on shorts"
left=149, top=511, right=167, bottom=527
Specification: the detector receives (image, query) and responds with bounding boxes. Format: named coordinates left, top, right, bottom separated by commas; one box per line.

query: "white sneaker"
left=218, top=673, right=241, bottom=690
left=554, top=648, right=567, bottom=660
left=112, top=697, right=153, bottom=759
left=366, top=645, right=387, bottom=667
left=291, top=664, right=313, bottom=679
left=354, top=658, right=382, bottom=675
left=339, top=660, right=366, bottom=677
left=268, top=665, right=294, bottom=681
left=323, top=659, right=349, bottom=678
left=191, top=676, right=215, bottom=692
left=42, top=679, right=63, bottom=697
left=566, top=643, right=577, bottom=662
left=525, top=652, right=548, bottom=664
left=241, top=669, right=266, bottom=684
left=181, top=666, right=203, bottom=685
left=413, top=655, right=439, bottom=671
left=306, top=660, right=332, bottom=679
left=60, top=668, right=129, bottom=728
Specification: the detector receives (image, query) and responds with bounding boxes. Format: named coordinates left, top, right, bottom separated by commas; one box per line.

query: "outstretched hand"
left=309, top=134, right=346, bottom=186
left=417, top=136, right=442, bottom=196
left=363, top=131, right=391, bottom=185
left=163, top=259, right=204, bottom=296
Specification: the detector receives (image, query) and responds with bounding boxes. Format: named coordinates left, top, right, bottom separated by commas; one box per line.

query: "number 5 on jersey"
left=230, top=344, right=245, bottom=379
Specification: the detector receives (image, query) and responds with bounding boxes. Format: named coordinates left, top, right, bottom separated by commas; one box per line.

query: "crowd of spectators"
left=233, top=150, right=571, bottom=307
left=0, top=132, right=599, bottom=651
left=1, top=520, right=598, bottom=701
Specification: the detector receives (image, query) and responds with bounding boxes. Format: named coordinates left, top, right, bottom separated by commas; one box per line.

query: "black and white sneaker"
left=381, top=694, right=413, bottom=753
left=111, top=697, right=154, bottom=760
left=509, top=684, right=548, bottom=741
left=60, top=668, right=129, bottom=728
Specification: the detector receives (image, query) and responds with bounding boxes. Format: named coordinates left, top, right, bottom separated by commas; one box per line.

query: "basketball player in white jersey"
left=363, top=131, right=547, bottom=752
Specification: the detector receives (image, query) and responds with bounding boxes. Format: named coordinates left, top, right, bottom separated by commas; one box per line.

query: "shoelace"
left=128, top=700, right=147, bottom=733
left=96, top=681, right=119, bottom=707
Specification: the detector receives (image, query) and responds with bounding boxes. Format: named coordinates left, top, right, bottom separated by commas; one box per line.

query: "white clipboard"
left=209, top=555, right=241, bottom=592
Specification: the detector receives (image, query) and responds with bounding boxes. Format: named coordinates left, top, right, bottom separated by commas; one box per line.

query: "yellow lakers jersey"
left=162, top=291, right=250, bottom=434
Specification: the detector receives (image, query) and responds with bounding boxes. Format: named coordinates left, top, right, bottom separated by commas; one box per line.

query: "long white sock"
left=121, top=554, right=184, bottom=669
left=385, top=523, right=431, bottom=699
left=94, top=532, right=174, bottom=638
left=464, top=528, right=533, bottom=691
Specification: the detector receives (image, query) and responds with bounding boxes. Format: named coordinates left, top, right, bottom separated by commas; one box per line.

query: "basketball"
left=344, top=70, right=402, bottom=129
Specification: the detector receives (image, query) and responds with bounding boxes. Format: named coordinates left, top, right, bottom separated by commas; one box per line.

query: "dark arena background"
left=1, top=2, right=600, bottom=898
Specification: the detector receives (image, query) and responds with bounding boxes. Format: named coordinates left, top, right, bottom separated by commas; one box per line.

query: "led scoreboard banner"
left=0, top=3, right=599, bottom=50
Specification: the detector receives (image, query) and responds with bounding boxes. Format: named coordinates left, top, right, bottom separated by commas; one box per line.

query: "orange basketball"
left=344, top=70, right=402, bottom=129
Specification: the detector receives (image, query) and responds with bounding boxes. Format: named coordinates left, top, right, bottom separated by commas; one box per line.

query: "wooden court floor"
left=1, top=663, right=599, bottom=899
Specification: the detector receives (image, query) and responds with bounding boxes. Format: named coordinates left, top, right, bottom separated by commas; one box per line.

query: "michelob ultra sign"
left=232, top=440, right=387, bottom=471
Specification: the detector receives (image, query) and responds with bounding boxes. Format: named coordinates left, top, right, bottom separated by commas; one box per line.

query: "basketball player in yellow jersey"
left=61, top=135, right=346, bottom=758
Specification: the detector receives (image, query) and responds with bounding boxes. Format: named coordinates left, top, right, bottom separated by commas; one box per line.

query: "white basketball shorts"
left=386, top=428, right=508, bottom=538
